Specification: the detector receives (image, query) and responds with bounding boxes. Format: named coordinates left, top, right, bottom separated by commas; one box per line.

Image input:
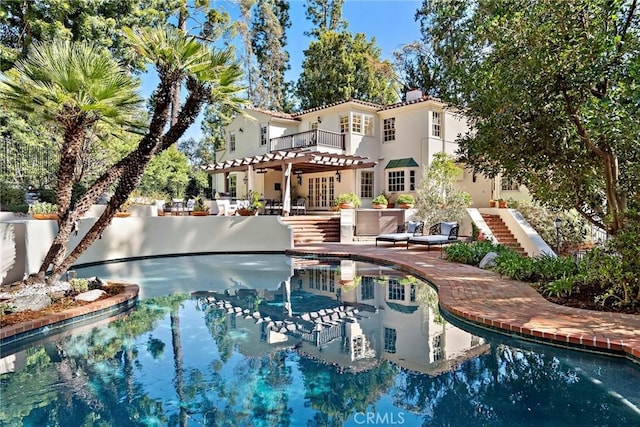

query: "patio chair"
left=406, top=221, right=460, bottom=252
left=185, top=198, right=195, bottom=215
left=291, top=197, right=306, bottom=215
left=375, top=220, right=424, bottom=246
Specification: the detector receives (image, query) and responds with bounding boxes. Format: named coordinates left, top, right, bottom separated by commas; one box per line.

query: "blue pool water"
left=1, top=254, right=639, bottom=426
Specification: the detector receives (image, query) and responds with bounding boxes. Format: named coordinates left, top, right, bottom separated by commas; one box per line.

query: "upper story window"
left=388, top=278, right=405, bottom=300
left=260, top=125, right=267, bottom=146
left=340, top=116, right=349, bottom=133
left=230, top=133, right=236, bottom=152
left=350, top=113, right=374, bottom=135
left=383, top=117, right=395, bottom=142
left=352, top=114, right=362, bottom=133
left=432, top=111, right=441, bottom=137
left=363, top=115, right=374, bottom=136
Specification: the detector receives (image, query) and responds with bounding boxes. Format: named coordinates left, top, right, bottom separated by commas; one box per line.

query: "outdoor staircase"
left=481, top=214, right=527, bottom=255
left=281, top=215, right=340, bottom=244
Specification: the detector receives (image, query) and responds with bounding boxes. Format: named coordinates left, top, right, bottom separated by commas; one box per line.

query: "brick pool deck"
left=288, top=243, right=640, bottom=364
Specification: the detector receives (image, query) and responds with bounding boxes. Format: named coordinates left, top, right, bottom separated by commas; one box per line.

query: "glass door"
left=308, top=176, right=335, bottom=209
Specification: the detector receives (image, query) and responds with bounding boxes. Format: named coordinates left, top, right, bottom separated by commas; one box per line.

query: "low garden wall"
left=2, top=216, right=293, bottom=285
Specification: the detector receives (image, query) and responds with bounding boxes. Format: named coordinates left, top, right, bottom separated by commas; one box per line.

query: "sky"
left=142, top=0, right=424, bottom=141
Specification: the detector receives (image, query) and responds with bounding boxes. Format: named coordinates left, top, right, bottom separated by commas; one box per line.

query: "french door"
left=308, top=176, right=335, bottom=209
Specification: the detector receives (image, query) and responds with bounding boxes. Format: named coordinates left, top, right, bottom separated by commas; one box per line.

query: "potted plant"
left=396, top=194, right=415, bottom=209
left=497, top=198, right=508, bottom=208
left=29, top=201, right=58, bottom=220
left=237, top=190, right=263, bottom=216
left=489, top=199, right=497, bottom=208
left=333, top=192, right=361, bottom=210
left=191, top=197, right=210, bottom=216
left=371, top=194, right=388, bottom=209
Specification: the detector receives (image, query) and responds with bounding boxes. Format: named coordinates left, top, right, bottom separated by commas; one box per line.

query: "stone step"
left=281, top=216, right=341, bottom=244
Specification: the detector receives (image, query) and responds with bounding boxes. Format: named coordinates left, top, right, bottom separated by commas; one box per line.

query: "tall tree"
left=250, top=0, right=291, bottom=110
left=415, top=152, right=472, bottom=227
left=304, top=0, right=347, bottom=38
left=419, top=0, right=640, bottom=235
left=296, top=30, right=399, bottom=109
left=0, top=39, right=143, bottom=280
left=0, top=26, right=245, bottom=285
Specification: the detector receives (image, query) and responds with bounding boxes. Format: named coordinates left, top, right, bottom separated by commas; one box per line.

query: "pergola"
left=205, top=149, right=377, bottom=215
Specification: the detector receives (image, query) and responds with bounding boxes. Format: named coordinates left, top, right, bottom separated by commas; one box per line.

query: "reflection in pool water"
left=1, top=254, right=639, bottom=426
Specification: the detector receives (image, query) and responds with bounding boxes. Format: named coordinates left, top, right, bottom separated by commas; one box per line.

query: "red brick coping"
left=0, top=283, right=139, bottom=347
left=287, top=244, right=640, bottom=364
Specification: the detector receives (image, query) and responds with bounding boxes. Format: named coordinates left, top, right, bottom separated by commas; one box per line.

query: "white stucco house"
left=206, top=90, right=528, bottom=214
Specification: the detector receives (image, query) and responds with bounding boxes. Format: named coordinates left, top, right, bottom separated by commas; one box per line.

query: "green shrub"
left=543, top=277, right=575, bottom=298
left=0, top=183, right=26, bottom=211
left=444, top=241, right=511, bottom=265
left=38, top=188, right=57, bottom=204
left=531, top=253, right=578, bottom=282
left=494, top=251, right=536, bottom=281
left=69, top=278, right=89, bottom=293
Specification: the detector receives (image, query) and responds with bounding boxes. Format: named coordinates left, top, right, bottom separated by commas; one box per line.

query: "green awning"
left=385, top=301, right=419, bottom=314
left=385, top=158, right=419, bottom=169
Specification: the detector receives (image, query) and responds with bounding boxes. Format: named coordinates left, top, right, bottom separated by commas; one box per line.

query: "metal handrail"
left=269, top=129, right=345, bottom=152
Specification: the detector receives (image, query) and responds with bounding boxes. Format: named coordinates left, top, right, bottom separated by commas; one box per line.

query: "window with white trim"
left=363, top=115, right=374, bottom=136
left=340, top=116, right=349, bottom=133
left=352, top=114, right=362, bottom=133
left=432, top=111, right=441, bottom=137
left=360, top=171, right=374, bottom=198
left=229, top=133, right=236, bottom=152
left=383, top=117, right=395, bottom=141
left=228, top=175, right=237, bottom=197
left=384, top=327, right=397, bottom=353
left=361, top=276, right=375, bottom=300
left=409, top=170, right=416, bottom=191
left=388, top=279, right=405, bottom=301
left=260, top=125, right=267, bottom=146
left=388, top=170, right=405, bottom=192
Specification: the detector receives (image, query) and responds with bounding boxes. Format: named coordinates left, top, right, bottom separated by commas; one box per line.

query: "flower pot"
left=115, top=212, right=131, bottom=218
left=398, top=203, right=414, bottom=209
left=489, top=200, right=496, bottom=208
left=32, top=213, right=58, bottom=220
left=498, top=201, right=508, bottom=208
left=339, top=202, right=355, bottom=210
left=191, top=211, right=209, bottom=216
left=372, top=203, right=387, bottom=209
left=237, top=208, right=258, bottom=216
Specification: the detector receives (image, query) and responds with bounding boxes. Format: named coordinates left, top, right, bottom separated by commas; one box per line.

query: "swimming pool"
left=1, top=254, right=639, bottom=426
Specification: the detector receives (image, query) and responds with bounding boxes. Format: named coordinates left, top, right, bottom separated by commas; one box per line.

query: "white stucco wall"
left=2, top=216, right=293, bottom=285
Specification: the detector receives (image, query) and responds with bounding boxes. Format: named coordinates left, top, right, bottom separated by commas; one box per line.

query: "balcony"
left=270, top=129, right=345, bottom=153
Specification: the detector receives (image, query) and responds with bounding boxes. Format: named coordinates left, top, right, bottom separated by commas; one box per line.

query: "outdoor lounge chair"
left=375, top=221, right=424, bottom=246
left=406, top=221, right=459, bottom=251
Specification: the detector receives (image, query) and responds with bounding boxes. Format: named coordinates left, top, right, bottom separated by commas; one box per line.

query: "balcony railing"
left=270, top=129, right=345, bottom=152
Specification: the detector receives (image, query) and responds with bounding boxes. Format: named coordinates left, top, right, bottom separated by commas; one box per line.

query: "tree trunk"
left=171, top=307, right=188, bottom=427
left=44, top=82, right=205, bottom=284
left=37, top=111, right=93, bottom=278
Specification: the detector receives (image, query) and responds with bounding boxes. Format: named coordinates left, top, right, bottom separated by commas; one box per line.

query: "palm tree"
left=0, top=40, right=143, bottom=282
left=49, top=26, right=246, bottom=285
left=0, top=26, right=245, bottom=285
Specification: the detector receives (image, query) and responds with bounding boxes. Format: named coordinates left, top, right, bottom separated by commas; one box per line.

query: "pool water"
left=1, top=254, right=639, bottom=426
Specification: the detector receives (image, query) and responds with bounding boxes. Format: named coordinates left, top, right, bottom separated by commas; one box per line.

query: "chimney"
left=405, top=89, right=423, bottom=102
